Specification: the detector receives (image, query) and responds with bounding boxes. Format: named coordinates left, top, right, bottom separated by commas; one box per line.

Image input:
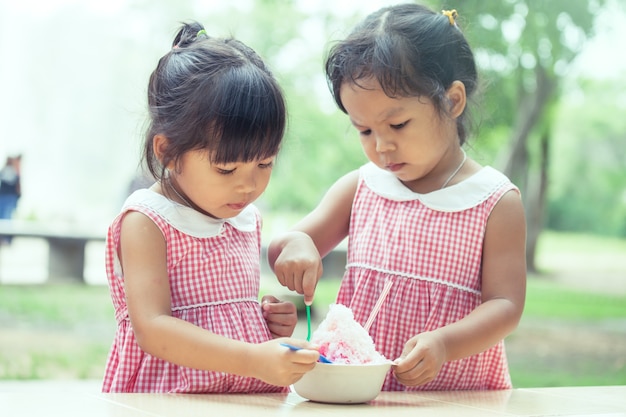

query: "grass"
left=0, top=285, right=113, bottom=325
left=523, top=277, right=626, bottom=319
left=2, top=345, right=110, bottom=380
left=511, top=366, right=626, bottom=388
left=535, top=230, right=626, bottom=274
left=0, top=285, right=114, bottom=380
left=0, top=230, right=625, bottom=387
left=498, top=271, right=626, bottom=388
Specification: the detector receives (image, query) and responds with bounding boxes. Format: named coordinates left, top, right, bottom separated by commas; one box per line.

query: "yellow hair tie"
left=197, top=29, right=207, bottom=37
left=442, top=9, right=458, bottom=26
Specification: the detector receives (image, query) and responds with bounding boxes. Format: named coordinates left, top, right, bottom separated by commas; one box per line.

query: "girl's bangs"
left=208, top=67, right=285, bottom=164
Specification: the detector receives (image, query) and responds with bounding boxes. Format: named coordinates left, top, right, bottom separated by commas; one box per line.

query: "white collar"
left=122, top=189, right=258, bottom=237
left=361, top=162, right=510, bottom=212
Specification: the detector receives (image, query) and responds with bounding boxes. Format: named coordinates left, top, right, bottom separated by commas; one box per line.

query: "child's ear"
left=446, top=80, right=467, bottom=119
left=153, top=134, right=174, bottom=169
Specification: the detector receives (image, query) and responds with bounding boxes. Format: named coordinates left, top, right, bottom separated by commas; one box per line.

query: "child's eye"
left=391, top=121, right=408, bottom=129
left=359, top=129, right=372, bottom=136
left=217, top=167, right=235, bottom=175
left=259, top=161, right=274, bottom=169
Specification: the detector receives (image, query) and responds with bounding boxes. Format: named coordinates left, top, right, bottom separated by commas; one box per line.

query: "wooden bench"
left=0, top=219, right=106, bottom=283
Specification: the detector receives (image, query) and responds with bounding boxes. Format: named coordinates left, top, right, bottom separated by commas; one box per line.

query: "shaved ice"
left=311, top=304, right=388, bottom=364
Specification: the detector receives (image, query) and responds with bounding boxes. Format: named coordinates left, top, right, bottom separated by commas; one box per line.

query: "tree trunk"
left=501, top=65, right=557, bottom=273
left=525, top=129, right=550, bottom=273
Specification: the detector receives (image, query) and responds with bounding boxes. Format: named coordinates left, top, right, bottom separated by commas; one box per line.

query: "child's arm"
left=119, top=211, right=319, bottom=387
left=267, top=170, right=359, bottom=304
left=393, top=190, right=527, bottom=387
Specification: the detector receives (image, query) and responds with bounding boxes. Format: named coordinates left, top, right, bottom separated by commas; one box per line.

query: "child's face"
left=172, top=150, right=276, bottom=219
left=340, top=77, right=460, bottom=193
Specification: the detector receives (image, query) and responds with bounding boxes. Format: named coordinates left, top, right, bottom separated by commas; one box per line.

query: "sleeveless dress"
left=102, top=189, right=285, bottom=393
left=336, top=162, right=519, bottom=391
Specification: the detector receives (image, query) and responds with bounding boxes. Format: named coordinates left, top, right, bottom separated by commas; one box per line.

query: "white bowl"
left=292, top=362, right=392, bottom=404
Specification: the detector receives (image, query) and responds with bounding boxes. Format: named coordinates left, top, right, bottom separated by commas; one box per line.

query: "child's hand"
left=272, top=233, right=323, bottom=305
left=392, top=332, right=446, bottom=387
left=261, top=295, right=298, bottom=338
left=254, top=339, right=319, bottom=386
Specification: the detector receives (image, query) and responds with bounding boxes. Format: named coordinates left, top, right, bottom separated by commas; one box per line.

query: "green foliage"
left=456, top=0, right=603, bottom=120
left=261, top=100, right=366, bottom=210
left=547, top=78, right=626, bottom=236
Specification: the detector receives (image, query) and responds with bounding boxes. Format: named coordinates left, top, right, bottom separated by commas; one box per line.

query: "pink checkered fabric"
left=336, top=164, right=518, bottom=391
left=102, top=195, right=284, bottom=393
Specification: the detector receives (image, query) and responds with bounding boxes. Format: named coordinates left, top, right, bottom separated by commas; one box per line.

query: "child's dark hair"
left=144, top=21, right=286, bottom=180
left=325, top=4, right=477, bottom=144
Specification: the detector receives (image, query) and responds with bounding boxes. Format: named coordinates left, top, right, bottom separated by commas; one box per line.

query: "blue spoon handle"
left=280, top=343, right=333, bottom=364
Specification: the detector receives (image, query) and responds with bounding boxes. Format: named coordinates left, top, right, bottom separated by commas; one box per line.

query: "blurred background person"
left=0, top=154, right=22, bottom=245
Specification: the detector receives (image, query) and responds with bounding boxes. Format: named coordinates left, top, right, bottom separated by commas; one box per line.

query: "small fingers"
left=393, top=352, right=439, bottom=387
left=302, top=265, right=322, bottom=305
left=394, top=364, right=437, bottom=386
left=280, top=344, right=321, bottom=365
left=261, top=295, right=278, bottom=305
left=277, top=271, right=296, bottom=293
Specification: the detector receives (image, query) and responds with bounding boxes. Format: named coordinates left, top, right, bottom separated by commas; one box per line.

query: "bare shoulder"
left=121, top=210, right=163, bottom=240
left=119, top=210, right=166, bottom=263
left=490, top=188, right=525, bottom=224
left=484, top=188, right=526, bottom=252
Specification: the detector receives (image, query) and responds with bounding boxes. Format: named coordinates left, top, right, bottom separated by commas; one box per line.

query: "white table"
left=0, top=382, right=624, bottom=416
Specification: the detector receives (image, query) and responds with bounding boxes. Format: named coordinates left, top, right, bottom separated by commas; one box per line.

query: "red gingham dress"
left=102, top=189, right=285, bottom=393
left=336, top=162, right=519, bottom=391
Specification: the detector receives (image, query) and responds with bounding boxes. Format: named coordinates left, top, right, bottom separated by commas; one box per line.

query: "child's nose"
left=375, top=134, right=395, bottom=153
left=237, top=173, right=257, bottom=193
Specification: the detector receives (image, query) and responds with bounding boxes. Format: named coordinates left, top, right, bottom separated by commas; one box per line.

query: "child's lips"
left=228, top=202, right=247, bottom=210
left=386, top=162, right=405, bottom=172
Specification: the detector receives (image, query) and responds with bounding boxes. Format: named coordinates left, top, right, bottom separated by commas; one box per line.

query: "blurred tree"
left=437, top=0, right=607, bottom=272
left=549, top=77, right=626, bottom=237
